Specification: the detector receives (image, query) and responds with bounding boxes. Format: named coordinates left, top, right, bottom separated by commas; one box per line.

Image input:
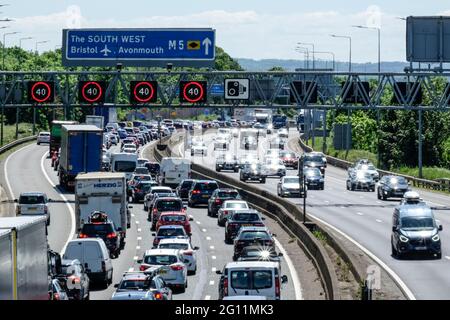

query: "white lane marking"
left=131, top=213, right=135, bottom=217
left=128, top=268, right=134, bottom=272
left=137, top=237, right=142, bottom=241
left=356, top=212, right=364, bottom=216
left=324, top=200, right=329, bottom=203
left=376, top=219, right=383, bottom=223
left=206, top=236, right=212, bottom=241
left=4, top=144, right=35, bottom=209
left=202, top=228, right=207, bottom=232
left=306, top=213, right=416, bottom=300
left=204, top=295, right=211, bottom=300
left=210, top=246, right=215, bottom=250
left=136, top=246, right=141, bottom=250
left=445, top=256, right=450, bottom=261
left=196, top=221, right=201, bottom=225
left=376, top=201, right=382, bottom=204
left=135, top=221, right=140, bottom=224
left=211, top=267, right=217, bottom=272
left=273, top=237, right=303, bottom=300
left=340, top=206, right=346, bottom=209
left=310, top=195, right=315, bottom=199
left=133, top=256, right=139, bottom=260
left=211, top=255, right=216, bottom=260
left=209, top=280, right=215, bottom=286
left=137, top=228, right=142, bottom=232
left=40, top=151, right=76, bottom=255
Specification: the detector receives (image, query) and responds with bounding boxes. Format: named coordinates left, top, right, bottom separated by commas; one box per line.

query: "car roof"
left=159, top=211, right=186, bottom=216
left=158, top=238, right=190, bottom=245
left=195, top=180, right=217, bottom=183
left=155, top=197, right=182, bottom=201
left=152, top=186, right=172, bottom=191
left=19, top=192, right=46, bottom=196
left=144, top=248, right=180, bottom=255
left=225, top=261, right=279, bottom=269
left=158, top=225, right=185, bottom=229
left=231, top=209, right=260, bottom=215
left=217, top=188, right=238, bottom=192
left=239, top=226, right=269, bottom=232
left=397, top=204, right=433, bottom=218
left=121, top=272, right=149, bottom=281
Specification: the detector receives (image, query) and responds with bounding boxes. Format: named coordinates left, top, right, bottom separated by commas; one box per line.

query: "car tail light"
left=78, top=233, right=88, bottom=238
left=223, top=278, right=228, bottom=296
left=69, top=276, right=81, bottom=284
left=102, top=261, right=106, bottom=273
left=153, top=208, right=158, bottom=213
left=223, top=210, right=229, bottom=216
left=229, top=223, right=238, bottom=229
left=171, top=264, right=184, bottom=271
left=153, top=292, right=163, bottom=300
left=255, top=223, right=265, bottom=227
left=192, top=190, right=201, bottom=195
left=139, top=265, right=148, bottom=271
left=215, top=199, right=222, bottom=204
left=183, top=250, right=193, bottom=256
left=106, top=232, right=117, bottom=239
left=275, top=276, right=280, bottom=297
left=135, top=189, right=141, bottom=193
left=54, top=293, right=60, bottom=300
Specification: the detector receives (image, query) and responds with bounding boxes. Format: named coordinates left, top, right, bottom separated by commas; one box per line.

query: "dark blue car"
left=188, top=180, right=219, bottom=207
left=118, top=129, right=128, bottom=139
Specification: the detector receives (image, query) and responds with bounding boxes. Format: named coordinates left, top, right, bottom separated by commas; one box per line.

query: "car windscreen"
left=119, top=279, right=149, bottom=290
left=284, top=177, right=299, bottom=184
left=305, top=169, right=321, bottom=177
left=226, top=202, right=248, bottom=209
left=161, top=215, right=186, bottom=222
left=388, top=177, right=408, bottom=185
left=194, top=182, right=218, bottom=191
left=401, top=217, right=435, bottom=230
left=156, top=200, right=182, bottom=212
left=157, top=228, right=185, bottom=237
left=281, top=152, right=295, bottom=158
left=181, top=181, right=194, bottom=188
left=81, top=224, right=114, bottom=236
left=19, top=195, right=45, bottom=204
left=144, top=255, right=178, bottom=265
left=114, top=161, right=137, bottom=172
left=158, top=243, right=189, bottom=250
left=137, top=183, right=153, bottom=192
left=232, top=213, right=260, bottom=222
left=218, top=191, right=239, bottom=198
left=240, top=231, right=271, bottom=240
left=304, top=156, right=323, bottom=162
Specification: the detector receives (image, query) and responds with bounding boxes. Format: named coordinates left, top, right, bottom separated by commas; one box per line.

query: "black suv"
left=215, top=154, right=240, bottom=172
left=131, top=181, right=157, bottom=203
left=188, top=180, right=219, bottom=207
left=224, top=210, right=265, bottom=244
left=175, top=179, right=196, bottom=200
left=302, top=153, right=326, bottom=175
left=240, top=163, right=266, bottom=183
left=207, top=188, right=241, bottom=217
left=59, top=259, right=90, bottom=300
left=377, top=175, right=410, bottom=200
left=79, top=211, right=122, bottom=258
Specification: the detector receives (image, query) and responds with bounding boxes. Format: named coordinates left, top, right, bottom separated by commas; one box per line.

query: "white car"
left=37, top=131, right=50, bottom=145
left=15, top=192, right=51, bottom=226
left=277, top=176, right=305, bottom=197
left=214, top=136, right=229, bottom=150
left=263, top=158, right=286, bottom=177
left=138, top=249, right=188, bottom=292
left=157, top=239, right=199, bottom=275
left=123, top=147, right=137, bottom=154
left=217, top=200, right=250, bottom=226
left=144, top=186, right=173, bottom=211
left=191, top=143, right=208, bottom=156
left=122, top=143, right=137, bottom=152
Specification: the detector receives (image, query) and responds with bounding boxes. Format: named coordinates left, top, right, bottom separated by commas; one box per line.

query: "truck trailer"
left=0, top=216, right=49, bottom=300
left=49, top=120, right=78, bottom=155
left=58, top=125, right=103, bottom=190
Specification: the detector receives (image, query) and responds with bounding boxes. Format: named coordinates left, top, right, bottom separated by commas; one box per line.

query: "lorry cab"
left=111, top=152, right=138, bottom=180
left=391, top=192, right=443, bottom=259
left=216, top=261, right=288, bottom=300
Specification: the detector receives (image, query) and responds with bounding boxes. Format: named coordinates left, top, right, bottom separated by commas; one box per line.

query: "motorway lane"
left=180, top=129, right=450, bottom=300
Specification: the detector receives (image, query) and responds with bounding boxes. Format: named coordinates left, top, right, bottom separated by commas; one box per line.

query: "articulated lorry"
left=49, top=120, right=78, bottom=155
left=75, top=172, right=130, bottom=247
left=0, top=216, right=49, bottom=300
left=58, top=125, right=103, bottom=190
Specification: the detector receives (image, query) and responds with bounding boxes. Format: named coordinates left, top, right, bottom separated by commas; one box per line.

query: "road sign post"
left=62, top=28, right=215, bottom=68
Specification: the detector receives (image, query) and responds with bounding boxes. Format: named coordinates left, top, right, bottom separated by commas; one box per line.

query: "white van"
left=160, top=157, right=191, bottom=188
left=217, top=261, right=288, bottom=300
left=63, top=238, right=113, bottom=287
left=111, top=152, right=138, bottom=180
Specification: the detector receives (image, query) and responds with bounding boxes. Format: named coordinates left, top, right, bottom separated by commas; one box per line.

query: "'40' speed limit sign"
left=179, top=81, right=207, bottom=103
left=27, top=81, right=55, bottom=103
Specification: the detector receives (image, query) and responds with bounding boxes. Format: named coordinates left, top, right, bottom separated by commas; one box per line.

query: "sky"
left=2, top=0, right=450, bottom=63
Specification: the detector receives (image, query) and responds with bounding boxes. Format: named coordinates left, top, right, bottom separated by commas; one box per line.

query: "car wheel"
left=377, top=190, right=381, bottom=199
left=351, top=184, right=355, bottom=191
left=234, top=168, right=239, bottom=173
left=144, top=205, right=148, bottom=211
left=37, top=142, right=40, bottom=145
left=261, top=178, right=266, bottom=184
left=436, top=252, right=442, bottom=259
left=85, top=291, right=90, bottom=300
left=391, top=243, right=397, bottom=257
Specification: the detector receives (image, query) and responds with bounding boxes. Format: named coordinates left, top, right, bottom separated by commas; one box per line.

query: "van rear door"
left=228, top=268, right=276, bottom=299
left=84, top=241, right=103, bottom=273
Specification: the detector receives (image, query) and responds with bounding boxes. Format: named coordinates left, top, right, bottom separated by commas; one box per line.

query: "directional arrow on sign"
left=202, top=37, right=212, bottom=55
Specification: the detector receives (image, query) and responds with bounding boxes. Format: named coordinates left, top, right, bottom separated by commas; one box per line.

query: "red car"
left=280, top=151, right=299, bottom=169
left=156, top=211, right=193, bottom=235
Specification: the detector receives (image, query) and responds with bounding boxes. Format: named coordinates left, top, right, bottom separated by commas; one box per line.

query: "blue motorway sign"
left=210, top=84, right=225, bottom=96
left=62, top=28, right=215, bottom=67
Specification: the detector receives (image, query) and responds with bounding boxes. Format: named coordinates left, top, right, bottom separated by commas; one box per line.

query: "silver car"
left=277, top=176, right=306, bottom=197
left=217, top=200, right=250, bottom=226
left=37, top=131, right=50, bottom=145
left=15, top=192, right=51, bottom=225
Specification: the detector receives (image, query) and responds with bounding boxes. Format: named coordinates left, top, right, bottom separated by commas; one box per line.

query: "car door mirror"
left=114, top=283, right=119, bottom=288
left=152, top=233, right=156, bottom=237
left=278, top=252, right=284, bottom=257
left=189, top=217, right=194, bottom=221
left=137, top=259, right=143, bottom=264
left=281, top=275, right=288, bottom=283
left=392, top=226, right=398, bottom=232
left=215, top=270, right=223, bottom=275
left=128, top=205, right=133, bottom=209
left=262, top=217, right=266, bottom=220
left=14, top=199, right=18, bottom=203
left=272, top=233, right=277, bottom=237
left=438, top=224, right=443, bottom=231
left=193, top=246, right=199, bottom=250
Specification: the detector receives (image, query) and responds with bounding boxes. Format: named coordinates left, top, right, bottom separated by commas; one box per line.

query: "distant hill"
left=235, top=58, right=410, bottom=73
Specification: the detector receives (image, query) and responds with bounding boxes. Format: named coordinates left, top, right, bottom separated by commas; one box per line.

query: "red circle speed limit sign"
left=130, top=81, right=157, bottom=104
left=79, top=81, right=106, bottom=104
left=180, top=81, right=207, bottom=103
left=28, top=81, right=55, bottom=103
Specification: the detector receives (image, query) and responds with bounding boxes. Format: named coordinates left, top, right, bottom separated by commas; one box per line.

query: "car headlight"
left=432, top=234, right=440, bottom=242
left=399, top=235, right=409, bottom=243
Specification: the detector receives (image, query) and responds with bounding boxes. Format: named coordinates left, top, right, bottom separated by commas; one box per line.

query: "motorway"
left=1, top=138, right=298, bottom=300
left=176, top=129, right=450, bottom=300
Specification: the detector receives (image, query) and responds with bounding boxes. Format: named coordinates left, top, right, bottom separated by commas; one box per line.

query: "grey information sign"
left=62, top=28, right=216, bottom=67
left=406, top=16, right=450, bottom=63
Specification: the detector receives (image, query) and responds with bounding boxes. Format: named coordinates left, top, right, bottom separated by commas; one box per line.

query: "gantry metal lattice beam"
left=0, top=70, right=449, bottom=111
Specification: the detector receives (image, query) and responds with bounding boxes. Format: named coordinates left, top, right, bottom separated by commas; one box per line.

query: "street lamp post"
left=298, top=42, right=315, bottom=69
left=330, top=34, right=352, bottom=72
left=35, top=40, right=50, bottom=53
left=352, top=25, right=381, bottom=74
left=2, top=31, right=19, bottom=70
left=295, top=46, right=310, bottom=69
left=19, top=36, right=33, bottom=49
left=314, top=51, right=336, bottom=70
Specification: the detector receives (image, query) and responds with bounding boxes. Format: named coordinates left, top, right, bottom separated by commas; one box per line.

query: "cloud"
left=10, top=6, right=408, bottom=62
